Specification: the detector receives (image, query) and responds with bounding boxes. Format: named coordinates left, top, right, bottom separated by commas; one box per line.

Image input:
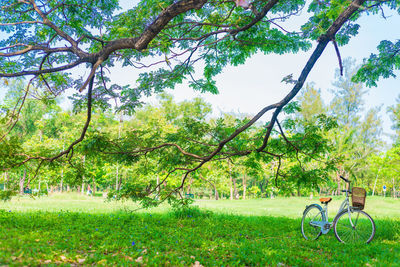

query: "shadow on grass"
left=0, top=209, right=399, bottom=266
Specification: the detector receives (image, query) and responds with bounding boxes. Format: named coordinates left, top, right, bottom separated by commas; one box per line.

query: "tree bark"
left=82, top=155, right=86, bottom=194
left=393, top=178, right=396, bottom=198
left=92, top=176, right=96, bottom=196
left=60, top=169, right=63, bottom=193
left=230, top=176, right=233, bottom=200
left=187, top=177, right=192, bottom=194
left=156, top=174, right=160, bottom=198
left=372, top=172, right=379, bottom=196
left=337, top=172, right=341, bottom=196
left=297, top=184, right=301, bottom=197
left=242, top=174, right=247, bottom=200
left=118, top=172, right=122, bottom=190
left=233, top=178, right=238, bottom=200
left=115, top=164, right=119, bottom=191
left=229, top=161, right=233, bottom=200
left=19, top=169, right=26, bottom=194
left=4, top=172, right=9, bottom=190
left=260, top=177, right=265, bottom=196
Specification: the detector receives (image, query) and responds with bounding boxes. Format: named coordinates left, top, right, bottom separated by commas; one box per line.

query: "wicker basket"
left=352, top=187, right=366, bottom=210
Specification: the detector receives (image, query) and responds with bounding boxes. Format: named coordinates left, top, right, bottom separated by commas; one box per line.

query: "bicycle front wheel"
left=301, top=205, right=325, bottom=241
left=333, top=209, right=375, bottom=244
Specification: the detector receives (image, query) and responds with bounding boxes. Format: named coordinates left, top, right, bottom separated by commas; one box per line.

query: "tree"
left=388, top=95, right=400, bottom=143
left=1, top=0, right=399, bottom=201
left=328, top=59, right=382, bottom=191
left=297, top=83, right=326, bottom=122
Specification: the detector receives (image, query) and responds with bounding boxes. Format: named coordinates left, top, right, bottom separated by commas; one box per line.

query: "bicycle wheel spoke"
left=301, top=206, right=324, bottom=241
left=353, top=211, right=360, bottom=227
left=342, top=229, right=349, bottom=241
left=334, top=210, right=375, bottom=243
left=354, top=227, right=367, bottom=241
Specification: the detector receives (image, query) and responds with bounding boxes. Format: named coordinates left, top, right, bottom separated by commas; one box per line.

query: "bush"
left=170, top=205, right=213, bottom=219
left=0, top=190, right=17, bottom=201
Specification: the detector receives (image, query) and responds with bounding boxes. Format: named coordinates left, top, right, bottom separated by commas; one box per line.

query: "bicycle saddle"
left=319, top=197, right=332, bottom=204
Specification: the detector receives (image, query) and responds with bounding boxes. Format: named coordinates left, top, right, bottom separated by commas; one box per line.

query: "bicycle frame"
left=336, top=190, right=351, bottom=217
left=308, top=189, right=353, bottom=234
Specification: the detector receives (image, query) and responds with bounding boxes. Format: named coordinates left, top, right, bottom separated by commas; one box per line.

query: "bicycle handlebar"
left=339, top=175, right=350, bottom=183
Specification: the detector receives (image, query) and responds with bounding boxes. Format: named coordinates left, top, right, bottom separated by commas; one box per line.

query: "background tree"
left=1, top=0, right=400, bottom=201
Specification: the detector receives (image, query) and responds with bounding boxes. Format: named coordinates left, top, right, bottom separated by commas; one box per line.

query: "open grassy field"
left=1, top=194, right=400, bottom=266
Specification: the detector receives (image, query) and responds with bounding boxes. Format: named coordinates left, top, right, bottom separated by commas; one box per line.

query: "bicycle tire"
left=301, top=205, right=325, bottom=241
left=333, top=209, right=375, bottom=244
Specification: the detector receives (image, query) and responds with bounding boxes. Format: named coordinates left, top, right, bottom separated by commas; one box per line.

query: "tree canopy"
left=1, top=0, right=400, bottom=201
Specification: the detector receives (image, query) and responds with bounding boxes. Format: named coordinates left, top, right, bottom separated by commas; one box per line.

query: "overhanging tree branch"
left=159, top=0, right=367, bottom=196
left=1, top=0, right=368, bottom=201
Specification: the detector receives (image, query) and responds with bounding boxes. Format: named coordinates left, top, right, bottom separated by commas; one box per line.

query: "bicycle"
left=301, top=175, right=375, bottom=243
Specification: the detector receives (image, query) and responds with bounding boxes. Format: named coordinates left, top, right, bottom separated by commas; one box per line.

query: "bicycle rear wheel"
left=301, top=205, right=325, bottom=240
left=333, top=209, right=375, bottom=244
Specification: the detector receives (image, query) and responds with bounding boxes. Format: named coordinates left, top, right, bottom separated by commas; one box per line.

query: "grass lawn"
left=1, top=194, right=400, bottom=266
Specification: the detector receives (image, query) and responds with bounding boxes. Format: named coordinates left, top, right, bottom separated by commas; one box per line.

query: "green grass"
left=195, top=196, right=400, bottom=219
left=2, top=193, right=399, bottom=219
left=1, top=194, right=400, bottom=266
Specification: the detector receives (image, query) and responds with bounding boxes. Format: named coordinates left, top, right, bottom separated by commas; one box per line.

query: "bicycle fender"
left=303, top=203, right=323, bottom=215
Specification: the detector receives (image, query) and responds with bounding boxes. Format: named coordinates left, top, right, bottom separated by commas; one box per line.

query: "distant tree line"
left=1, top=59, right=399, bottom=202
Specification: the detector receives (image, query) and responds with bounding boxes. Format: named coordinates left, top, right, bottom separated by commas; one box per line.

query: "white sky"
left=1, top=1, right=399, bottom=144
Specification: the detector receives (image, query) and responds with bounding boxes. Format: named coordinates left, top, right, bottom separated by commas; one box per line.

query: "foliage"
left=170, top=204, right=213, bottom=219
left=354, top=40, right=400, bottom=87
left=0, top=190, right=18, bottom=202
left=1, top=0, right=400, bottom=202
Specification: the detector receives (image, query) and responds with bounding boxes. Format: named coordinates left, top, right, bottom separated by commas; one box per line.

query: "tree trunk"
left=19, top=169, right=26, bottom=194
left=156, top=174, right=160, bottom=194
left=82, top=155, right=86, bottom=194
left=60, top=169, right=64, bottom=193
left=118, top=172, right=122, bottom=190
left=199, top=175, right=219, bottom=200
left=4, top=172, right=9, bottom=190
left=187, top=177, right=192, bottom=194
left=233, top=178, right=238, bottom=200
left=230, top=177, right=233, bottom=200
left=242, top=174, right=247, bottom=200
left=115, top=164, right=119, bottom=191
left=81, top=180, right=85, bottom=194
left=228, top=160, right=233, bottom=200
left=92, top=176, right=96, bottom=196
left=393, top=178, right=396, bottom=198
left=297, top=184, right=301, bottom=197
left=259, top=177, right=265, bottom=196
left=38, top=180, right=41, bottom=193
left=372, top=173, right=379, bottom=196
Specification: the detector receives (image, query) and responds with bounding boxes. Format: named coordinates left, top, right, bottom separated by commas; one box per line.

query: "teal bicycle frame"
left=307, top=188, right=353, bottom=234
